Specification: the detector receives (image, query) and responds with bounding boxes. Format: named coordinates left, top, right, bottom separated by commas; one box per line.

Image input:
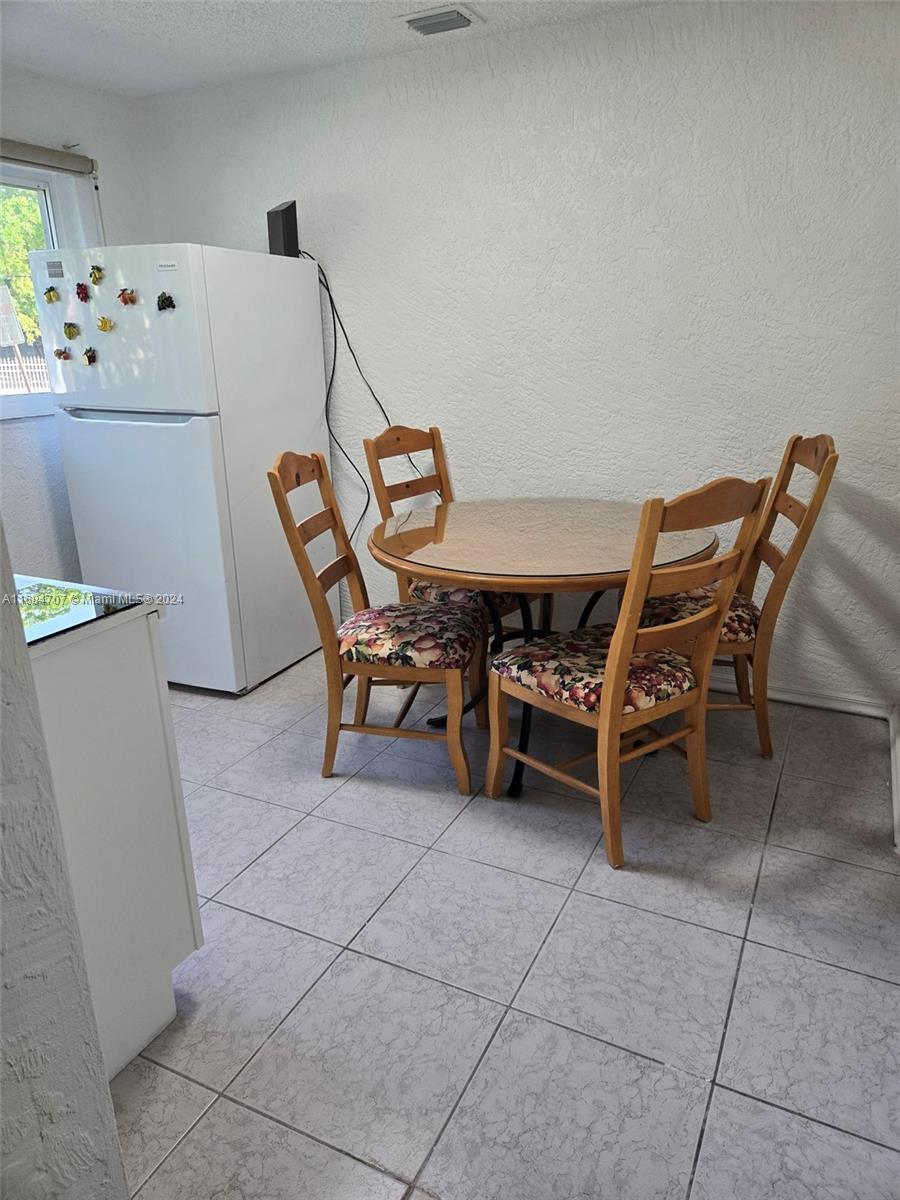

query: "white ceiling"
left=0, top=0, right=618, bottom=97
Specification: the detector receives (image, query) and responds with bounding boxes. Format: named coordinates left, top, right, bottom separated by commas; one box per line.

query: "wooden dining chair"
left=268, top=450, right=486, bottom=793
left=362, top=423, right=550, bottom=627
left=485, top=475, right=770, bottom=867
left=642, top=434, right=838, bottom=757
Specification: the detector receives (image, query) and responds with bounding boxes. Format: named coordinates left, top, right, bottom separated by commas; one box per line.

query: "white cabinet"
left=24, top=581, right=202, bottom=1079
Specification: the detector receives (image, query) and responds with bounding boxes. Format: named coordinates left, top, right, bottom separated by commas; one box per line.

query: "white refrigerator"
left=29, top=243, right=336, bottom=692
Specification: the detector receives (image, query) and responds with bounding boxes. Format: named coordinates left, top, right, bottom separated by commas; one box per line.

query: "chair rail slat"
left=385, top=473, right=443, bottom=502
left=633, top=606, right=720, bottom=652
left=318, top=555, right=352, bottom=593
left=756, top=536, right=784, bottom=574
left=645, top=547, right=742, bottom=598
left=297, top=506, right=337, bottom=544
left=773, top=491, right=807, bottom=527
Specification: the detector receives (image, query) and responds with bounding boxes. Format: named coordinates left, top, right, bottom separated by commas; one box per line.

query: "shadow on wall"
left=787, top=476, right=900, bottom=705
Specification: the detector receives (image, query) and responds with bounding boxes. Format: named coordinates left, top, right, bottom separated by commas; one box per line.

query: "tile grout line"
left=203, top=813, right=310, bottom=902
left=714, top=1084, right=900, bottom=1157
left=741, top=937, right=900, bottom=990
left=402, top=827, right=600, bottom=1196
left=194, top=896, right=346, bottom=948
left=400, top=1008, right=506, bottom=1199
left=130, top=1091, right=219, bottom=1198
left=222, top=1093, right=415, bottom=1190
left=201, top=712, right=448, bottom=902
left=683, top=703, right=796, bottom=1199
left=134, top=701, right=474, bottom=1200
left=131, top=931, right=348, bottom=1196
left=755, top=838, right=900, bottom=879
left=571, top=885, right=745, bottom=939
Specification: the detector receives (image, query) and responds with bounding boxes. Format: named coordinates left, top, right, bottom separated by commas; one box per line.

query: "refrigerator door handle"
left=62, top=408, right=210, bottom=425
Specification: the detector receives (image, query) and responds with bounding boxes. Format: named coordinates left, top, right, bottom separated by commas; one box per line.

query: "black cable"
left=298, top=249, right=370, bottom=538
left=300, top=249, right=424, bottom=541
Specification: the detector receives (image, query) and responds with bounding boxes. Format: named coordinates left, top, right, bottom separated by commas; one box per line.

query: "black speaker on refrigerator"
left=267, top=201, right=300, bottom=257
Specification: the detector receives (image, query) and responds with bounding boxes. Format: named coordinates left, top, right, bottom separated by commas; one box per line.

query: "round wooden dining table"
left=369, top=497, right=717, bottom=794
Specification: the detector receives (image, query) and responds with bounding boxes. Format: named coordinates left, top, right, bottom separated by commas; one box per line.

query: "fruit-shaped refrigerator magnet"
left=96, top=315, right=116, bottom=332
left=63, top=322, right=80, bottom=340
left=118, top=288, right=138, bottom=305
left=81, top=346, right=97, bottom=366
left=89, top=264, right=104, bottom=285
left=43, top=286, right=60, bottom=303
left=157, top=291, right=176, bottom=312
left=53, top=347, right=72, bottom=360
left=76, top=281, right=90, bottom=302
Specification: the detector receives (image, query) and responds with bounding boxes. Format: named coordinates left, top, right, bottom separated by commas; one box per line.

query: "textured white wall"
left=138, top=1, right=898, bottom=708
left=0, top=68, right=152, bottom=581
left=0, top=414, right=81, bottom=579
left=2, top=3, right=897, bottom=707
left=0, top=525, right=128, bottom=1200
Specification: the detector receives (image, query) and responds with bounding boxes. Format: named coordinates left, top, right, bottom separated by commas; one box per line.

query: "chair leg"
left=322, top=676, right=342, bottom=778
left=685, top=710, right=711, bottom=822
left=750, top=651, right=774, bottom=759
left=485, top=672, right=508, bottom=798
left=598, top=751, right=624, bottom=868
left=354, top=675, right=372, bottom=725
left=445, top=670, right=471, bottom=795
left=733, top=655, right=752, bottom=706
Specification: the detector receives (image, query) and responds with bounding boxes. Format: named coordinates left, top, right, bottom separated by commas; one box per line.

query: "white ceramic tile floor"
left=111, top=676, right=898, bottom=1197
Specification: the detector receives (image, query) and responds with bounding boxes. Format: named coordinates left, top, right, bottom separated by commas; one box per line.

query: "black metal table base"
left=577, top=589, right=605, bottom=629
left=507, top=592, right=536, bottom=797
left=425, top=592, right=549, bottom=733
left=424, top=592, right=551, bottom=796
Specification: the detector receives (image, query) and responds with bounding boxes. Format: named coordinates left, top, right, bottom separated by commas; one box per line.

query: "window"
left=0, top=159, right=103, bottom=419
left=0, top=179, right=54, bottom=401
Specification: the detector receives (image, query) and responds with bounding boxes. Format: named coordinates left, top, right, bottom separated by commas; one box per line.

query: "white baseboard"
left=710, top=668, right=899, bottom=852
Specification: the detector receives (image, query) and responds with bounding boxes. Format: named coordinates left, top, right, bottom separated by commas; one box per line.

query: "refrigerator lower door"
left=57, top=407, right=245, bottom=691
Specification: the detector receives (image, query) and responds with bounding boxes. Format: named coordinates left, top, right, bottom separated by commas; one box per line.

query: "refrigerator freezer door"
left=29, top=244, right=218, bottom=413
left=56, top=407, right=245, bottom=691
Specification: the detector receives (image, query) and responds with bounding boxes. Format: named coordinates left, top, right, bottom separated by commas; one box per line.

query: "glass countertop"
left=12, top=575, right=142, bottom=646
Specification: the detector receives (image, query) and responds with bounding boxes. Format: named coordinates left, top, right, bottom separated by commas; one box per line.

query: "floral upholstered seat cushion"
left=641, top=587, right=760, bottom=644
left=491, top=624, right=697, bottom=715
left=408, top=579, right=518, bottom=611
left=337, top=601, right=482, bottom=670
left=409, top=579, right=485, bottom=607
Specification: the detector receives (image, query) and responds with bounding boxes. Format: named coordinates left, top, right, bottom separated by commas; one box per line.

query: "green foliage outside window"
left=0, top=185, right=48, bottom=345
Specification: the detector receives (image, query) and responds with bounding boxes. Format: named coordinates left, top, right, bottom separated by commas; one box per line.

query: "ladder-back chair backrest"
left=268, top=451, right=369, bottom=663
left=363, top=425, right=453, bottom=521
left=740, top=434, right=838, bottom=636
left=599, top=475, right=770, bottom=730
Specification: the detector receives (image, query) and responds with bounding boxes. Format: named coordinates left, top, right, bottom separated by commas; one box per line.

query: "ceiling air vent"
left=405, top=6, right=474, bottom=35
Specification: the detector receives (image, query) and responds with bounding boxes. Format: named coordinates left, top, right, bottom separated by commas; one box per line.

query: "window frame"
left=0, top=159, right=103, bottom=420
